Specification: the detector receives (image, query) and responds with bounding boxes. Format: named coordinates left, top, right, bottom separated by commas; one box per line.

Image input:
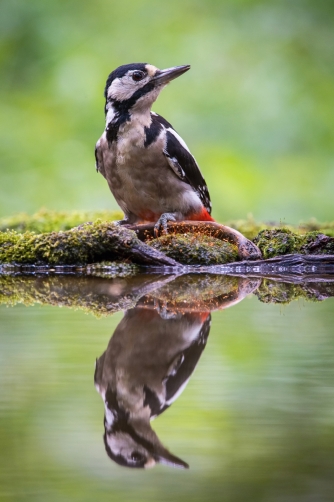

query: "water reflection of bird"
left=94, top=305, right=211, bottom=469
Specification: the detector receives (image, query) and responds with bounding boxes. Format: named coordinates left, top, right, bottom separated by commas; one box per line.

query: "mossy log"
left=0, top=219, right=262, bottom=268
left=254, top=228, right=334, bottom=258
left=127, top=220, right=262, bottom=260
left=149, top=233, right=238, bottom=265
left=1, top=211, right=334, bottom=271
left=0, top=222, right=179, bottom=267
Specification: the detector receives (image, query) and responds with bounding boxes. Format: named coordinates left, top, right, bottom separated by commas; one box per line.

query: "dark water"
left=1, top=273, right=334, bottom=501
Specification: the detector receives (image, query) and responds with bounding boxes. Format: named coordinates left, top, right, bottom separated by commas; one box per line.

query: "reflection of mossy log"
left=0, top=274, right=253, bottom=316
left=0, top=222, right=179, bottom=267
left=1, top=274, right=333, bottom=316
left=0, top=274, right=177, bottom=316
left=140, top=274, right=261, bottom=312
left=255, top=278, right=334, bottom=304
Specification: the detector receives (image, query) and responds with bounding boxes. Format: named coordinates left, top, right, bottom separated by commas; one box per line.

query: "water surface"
left=1, top=273, right=334, bottom=501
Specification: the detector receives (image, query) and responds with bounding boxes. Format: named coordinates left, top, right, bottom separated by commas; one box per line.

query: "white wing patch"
left=166, top=127, right=191, bottom=154
left=95, top=132, right=107, bottom=178
left=165, top=155, right=186, bottom=179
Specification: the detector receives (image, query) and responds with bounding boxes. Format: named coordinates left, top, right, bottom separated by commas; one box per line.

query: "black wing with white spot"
left=144, top=314, right=211, bottom=419
left=160, top=314, right=211, bottom=415
left=153, top=113, right=212, bottom=214
left=95, top=138, right=106, bottom=179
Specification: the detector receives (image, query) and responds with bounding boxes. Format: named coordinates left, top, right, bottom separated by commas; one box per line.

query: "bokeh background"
left=1, top=0, right=333, bottom=223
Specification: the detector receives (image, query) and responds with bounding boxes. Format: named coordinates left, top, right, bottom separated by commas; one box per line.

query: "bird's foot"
left=154, top=213, right=177, bottom=237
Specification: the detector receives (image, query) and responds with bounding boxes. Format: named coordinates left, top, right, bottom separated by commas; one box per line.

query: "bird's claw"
left=154, top=213, right=177, bottom=237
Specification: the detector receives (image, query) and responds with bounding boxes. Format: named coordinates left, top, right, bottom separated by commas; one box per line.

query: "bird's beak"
left=156, top=449, right=189, bottom=469
left=153, top=65, right=191, bottom=86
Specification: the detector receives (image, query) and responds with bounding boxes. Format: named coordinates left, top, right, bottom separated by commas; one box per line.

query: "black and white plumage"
left=95, top=63, right=214, bottom=233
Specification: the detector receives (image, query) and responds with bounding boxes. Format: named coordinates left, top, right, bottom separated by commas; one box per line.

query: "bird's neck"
left=105, top=99, right=152, bottom=142
left=128, top=107, right=152, bottom=128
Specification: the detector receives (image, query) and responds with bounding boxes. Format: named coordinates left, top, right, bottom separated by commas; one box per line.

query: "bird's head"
left=104, top=63, right=190, bottom=115
left=103, top=419, right=189, bottom=470
left=99, top=383, right=189, bottom=470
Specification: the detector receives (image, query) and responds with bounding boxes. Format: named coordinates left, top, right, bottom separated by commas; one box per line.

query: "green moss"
left=254, top=228, right=334, bottom=259
left=0, top=221, right=141, bottom=265
left=301, top=232, right=334, bottom=254
left=298, top=219, right=334, bottom=237
left=0, top=208, right=122, bottom=233
left=149, top=233, right=238, bottom=265
left=253, top=229, right=305, bottom=258
left=227, top=216, right=334, bottom=240
left=1, top=211, right=333, bottom=268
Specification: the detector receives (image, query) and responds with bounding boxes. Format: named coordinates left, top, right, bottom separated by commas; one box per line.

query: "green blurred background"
left=0, top=0, right=333, bottom=222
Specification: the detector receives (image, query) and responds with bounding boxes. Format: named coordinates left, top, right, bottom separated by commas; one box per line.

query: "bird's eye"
left=132, top=71, right=145, bottom=82
left=130, top=451, right=145, bottom=463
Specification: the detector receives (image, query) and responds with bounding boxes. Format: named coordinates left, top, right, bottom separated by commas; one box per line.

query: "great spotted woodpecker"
left=95, top=63, right=214, bottom=234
